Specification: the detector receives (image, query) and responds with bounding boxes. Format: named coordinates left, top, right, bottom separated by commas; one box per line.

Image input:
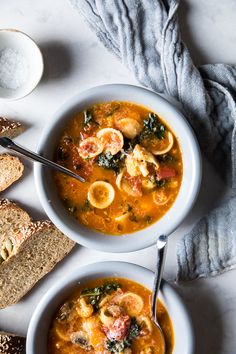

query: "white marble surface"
left=0, top=1, right=236, bottom=353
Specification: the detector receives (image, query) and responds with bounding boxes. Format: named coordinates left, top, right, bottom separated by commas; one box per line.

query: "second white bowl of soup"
left=35, top=84, right=201, bottom=252
left=26, top=261, right=194, bottom=354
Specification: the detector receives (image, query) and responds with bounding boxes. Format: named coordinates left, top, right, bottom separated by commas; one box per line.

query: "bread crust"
left=0, top=117, right=24, bottom=139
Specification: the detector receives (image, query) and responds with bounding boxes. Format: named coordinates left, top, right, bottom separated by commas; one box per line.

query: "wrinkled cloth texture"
left=70, top=0, right=236, bottom=280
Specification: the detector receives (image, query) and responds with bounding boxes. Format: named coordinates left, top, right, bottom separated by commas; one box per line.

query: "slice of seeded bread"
left=0, top=220, right=75, bottom=309
left=0, top=155, right=24, bottom=192
left=0, top=117, right=24, bottom=139
left=0, top=331, right=25, bottom=354
left=0, top=199, right=31, bottom=250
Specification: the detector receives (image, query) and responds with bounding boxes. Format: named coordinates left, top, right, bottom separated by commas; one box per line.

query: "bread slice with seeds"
left=0, top=220, right=75, bottom=308
left=0, top=117, right=24, bottom=139
left=0, top=155, right=24, bottom=192
left=0, top=199, right=31, bottom=249
left=0, top=331, right=25, bottom=354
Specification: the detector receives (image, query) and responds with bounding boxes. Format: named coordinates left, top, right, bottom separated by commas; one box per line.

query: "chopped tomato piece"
left=103, top=315, right=131, bottom=341
left=71, top=146, right=93, bottom=178
left=71, top=146, right=83, bottom=164
left=126, top=175, right=143, bottom=197
left=156, top=166, right=176, bottom=180
left=79, top=163, right=93, bottom=179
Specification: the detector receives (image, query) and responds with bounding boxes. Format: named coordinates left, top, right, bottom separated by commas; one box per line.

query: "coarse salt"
left=0, top=47, right=29, bottom=90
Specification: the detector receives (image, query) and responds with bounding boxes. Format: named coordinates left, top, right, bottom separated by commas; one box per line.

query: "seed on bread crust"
left=19, top=220, right=52, bottom=236
left=14, top=220, right=53, bottom=245
left=0, top=117, right=24, bottom=139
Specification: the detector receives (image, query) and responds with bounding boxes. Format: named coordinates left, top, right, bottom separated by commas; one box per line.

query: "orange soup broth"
left=48, top=277, right=174, bottom=354
left=53, top=101, right=183, bottom=235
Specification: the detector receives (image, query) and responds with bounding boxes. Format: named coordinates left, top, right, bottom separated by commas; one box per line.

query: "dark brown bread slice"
left=0, top=221, right=75, bottom=309
left=0, top=331, right=25, bottom=354
left=0, top=117, right=24, bottom=139
left=0, top=155, right=24, bottom=192
left=0, top=199, right=31, bottom=251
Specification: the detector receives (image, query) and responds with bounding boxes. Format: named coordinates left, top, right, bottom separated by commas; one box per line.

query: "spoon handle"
left=0, top=137, right=85, bottom=183
left=151, top=234, right=168, bottom=324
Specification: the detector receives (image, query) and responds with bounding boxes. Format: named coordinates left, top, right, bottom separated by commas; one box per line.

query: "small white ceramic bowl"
left=35, top=84, right=202, bottom=252
left=26, top=261, right=194, bottom=354
left=0, top=29, right=43, bottom=100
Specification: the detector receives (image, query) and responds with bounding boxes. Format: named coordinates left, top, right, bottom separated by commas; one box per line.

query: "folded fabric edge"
left=176, top=233, right=236, bottom=281
left=176, top=261, right=236, bottom=282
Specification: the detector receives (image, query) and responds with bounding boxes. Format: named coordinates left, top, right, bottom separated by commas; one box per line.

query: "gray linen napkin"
left=70, top=0, right=236, bottom=280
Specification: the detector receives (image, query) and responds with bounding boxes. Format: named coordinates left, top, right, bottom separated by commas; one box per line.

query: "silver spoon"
left=151, top=234, right=168, bottom=354
left=0, top=137, right=85, bottom=183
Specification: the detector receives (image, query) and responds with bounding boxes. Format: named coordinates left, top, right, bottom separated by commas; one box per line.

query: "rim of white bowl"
left=26, top=261, right=195, bottom=354
left=34, top=84, right=202, bottom=252
left=0, top=28, right=44, bottom=100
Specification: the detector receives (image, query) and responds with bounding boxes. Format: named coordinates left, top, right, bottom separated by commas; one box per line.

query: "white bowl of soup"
left=35, top=84, right=201, bottom=252
left=26, top=261, right=194, bottom=354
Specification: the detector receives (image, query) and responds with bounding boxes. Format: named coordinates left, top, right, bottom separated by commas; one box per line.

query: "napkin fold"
left=70, top=0, right=236, bottom=280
